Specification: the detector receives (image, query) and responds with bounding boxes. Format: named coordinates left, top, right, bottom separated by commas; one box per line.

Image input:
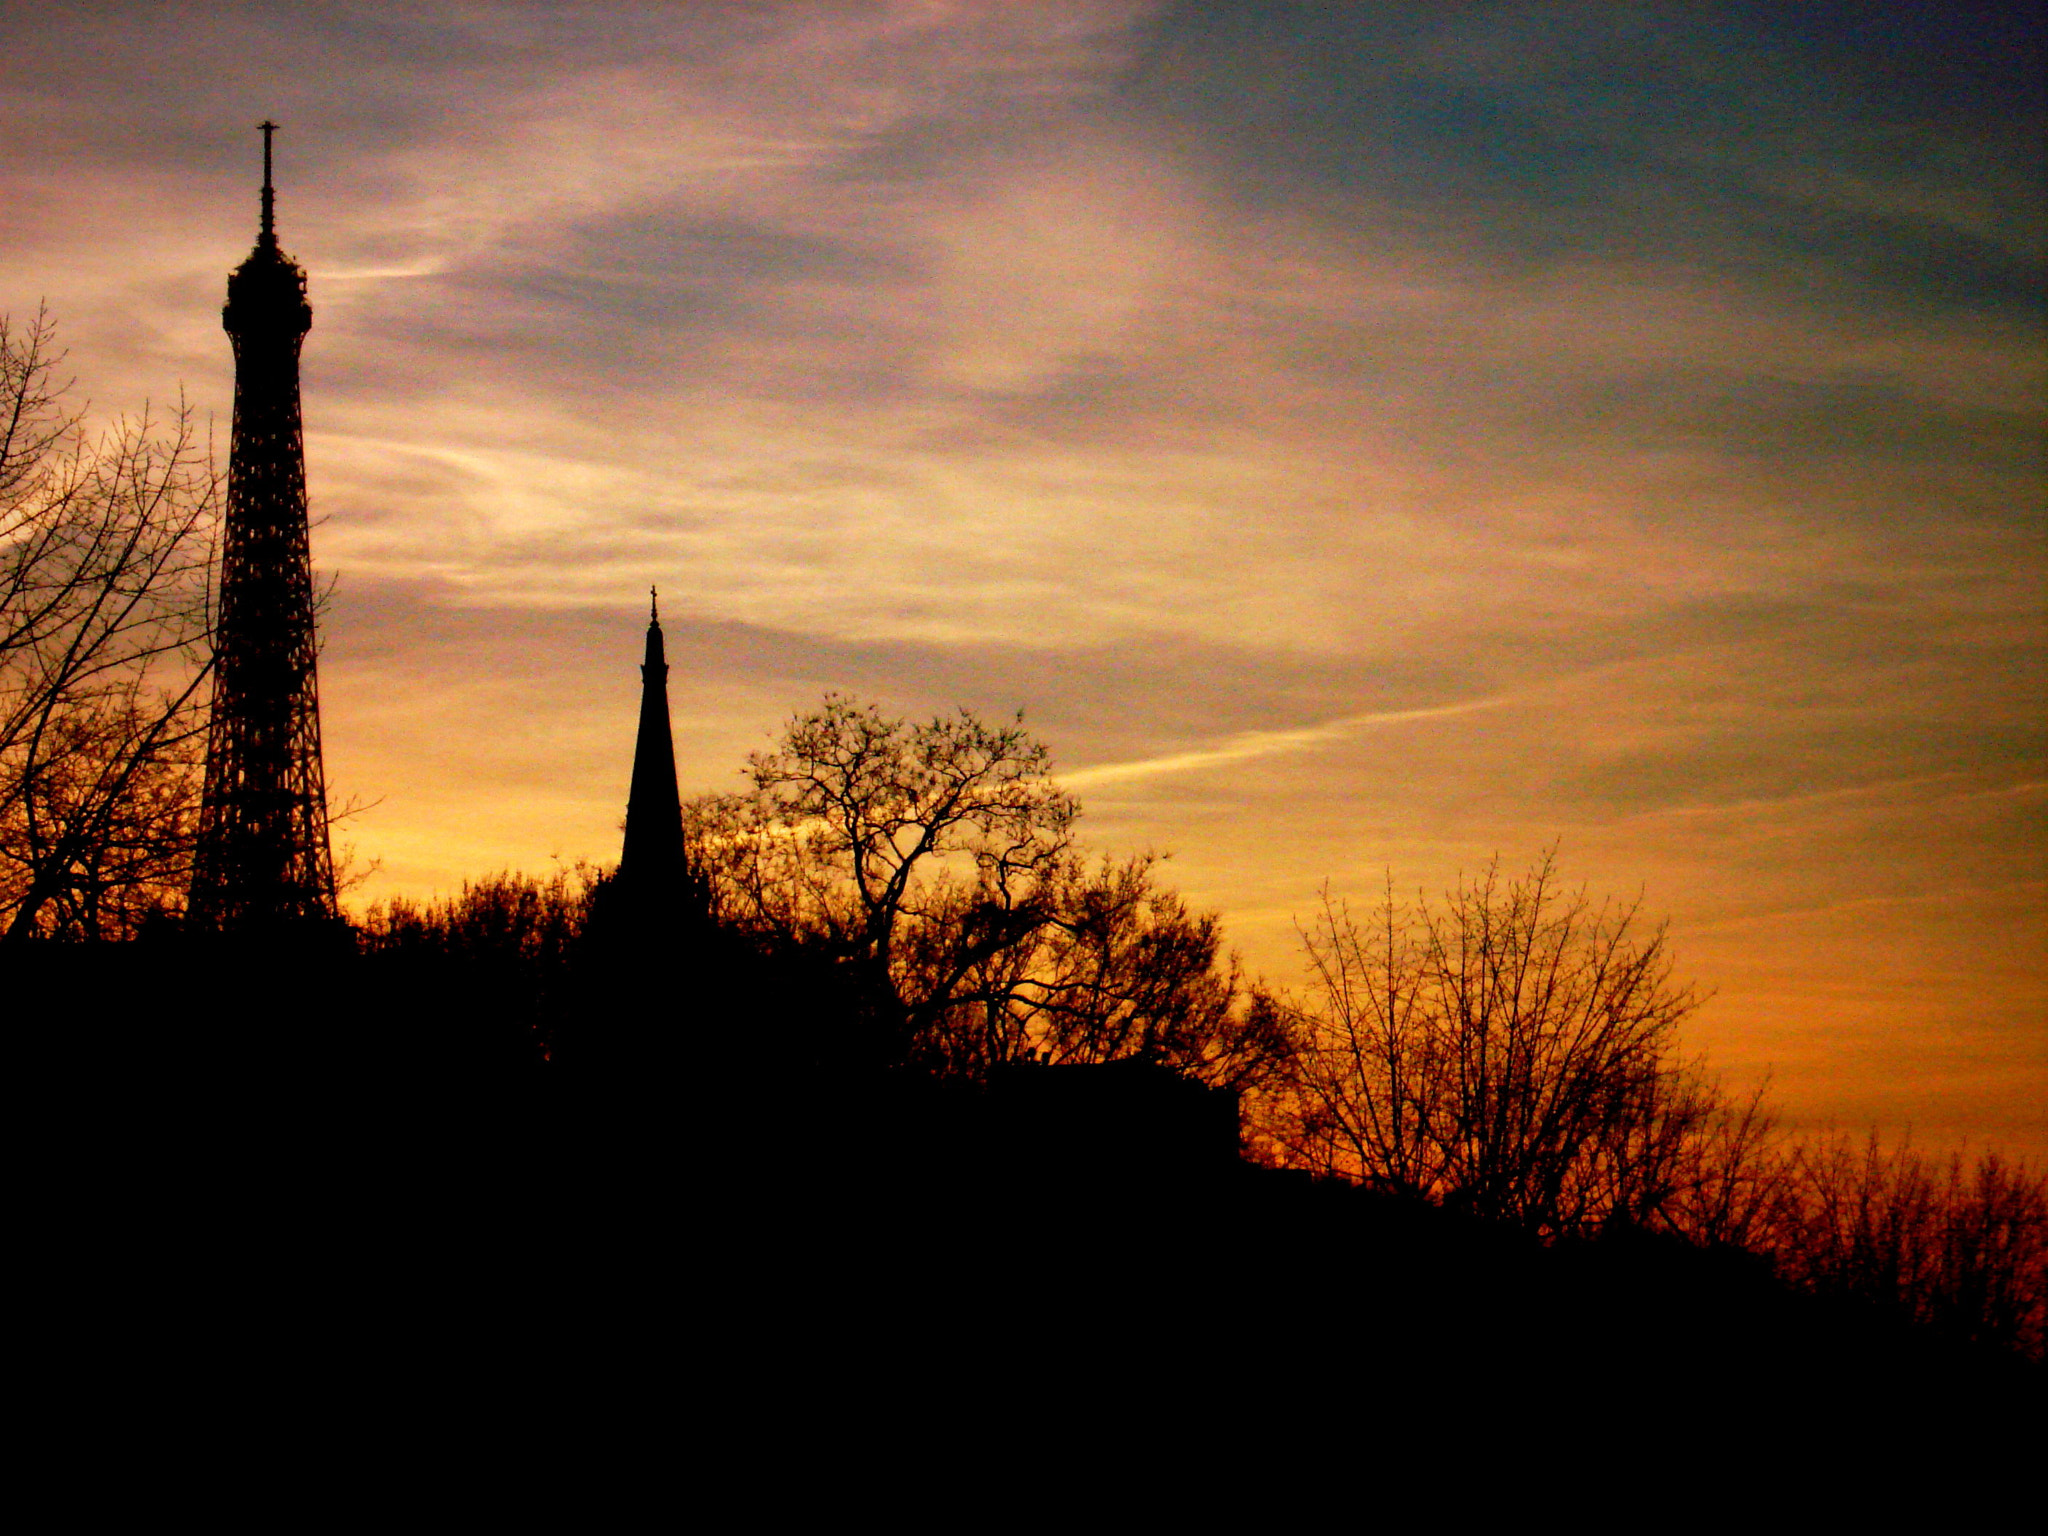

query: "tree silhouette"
left=684, top=693, right=1291, bottom=1091
left=1284, top=850, right=1717, bottom=1237
left=1758, top=1132, right=2048, bottom=1362
left=1, top=309, right=216, bottom=942
left=911, top=850, right=1295, bottom=1092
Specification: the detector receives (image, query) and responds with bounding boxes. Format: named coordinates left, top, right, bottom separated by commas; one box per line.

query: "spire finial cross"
left=258, top=119, right=279, bottom=244
left=650, top=585, right=660, bottom=624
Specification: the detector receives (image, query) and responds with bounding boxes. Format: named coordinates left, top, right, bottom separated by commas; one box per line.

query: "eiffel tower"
left=188, top=123, right=338, bottom=931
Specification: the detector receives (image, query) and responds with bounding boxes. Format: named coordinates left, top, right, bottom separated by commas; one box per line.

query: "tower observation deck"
left=188, top=122, right=338, bottom=930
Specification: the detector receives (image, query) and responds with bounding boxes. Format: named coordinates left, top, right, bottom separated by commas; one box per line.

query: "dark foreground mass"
left=15, top=937, right=2040, bottom=1494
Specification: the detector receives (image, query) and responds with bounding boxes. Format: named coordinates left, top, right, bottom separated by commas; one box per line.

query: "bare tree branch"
left=1, top=309, right=218, bottom=942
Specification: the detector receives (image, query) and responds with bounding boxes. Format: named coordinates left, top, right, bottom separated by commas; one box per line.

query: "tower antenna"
left=258, top=119, right=278, bottom=244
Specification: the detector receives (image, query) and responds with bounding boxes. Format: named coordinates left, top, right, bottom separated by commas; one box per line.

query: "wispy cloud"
left=1, top=0, right=2039, bottom=1151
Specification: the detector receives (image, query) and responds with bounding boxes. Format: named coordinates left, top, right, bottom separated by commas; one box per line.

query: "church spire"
left=620, top=589, right=686, bottom=891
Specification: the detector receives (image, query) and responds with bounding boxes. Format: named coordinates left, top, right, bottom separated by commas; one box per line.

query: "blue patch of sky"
left=1128, top=0, right=2044, bottom=317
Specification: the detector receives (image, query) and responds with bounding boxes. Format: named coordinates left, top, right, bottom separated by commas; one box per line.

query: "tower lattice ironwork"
left=188, top=122, right=338, bottom=930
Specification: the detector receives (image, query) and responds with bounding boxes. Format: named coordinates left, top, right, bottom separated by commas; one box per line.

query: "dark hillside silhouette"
left=15, top=922, right=2038, bottom=1484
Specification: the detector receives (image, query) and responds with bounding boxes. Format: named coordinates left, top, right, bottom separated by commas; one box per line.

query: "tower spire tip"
left=257, top=119, right=279, bottom=245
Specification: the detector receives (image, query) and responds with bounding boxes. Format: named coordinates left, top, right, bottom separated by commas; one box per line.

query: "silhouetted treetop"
left=684, top=693, right=1290, bottom=1093
left=1, top=308, right=216, bottom=943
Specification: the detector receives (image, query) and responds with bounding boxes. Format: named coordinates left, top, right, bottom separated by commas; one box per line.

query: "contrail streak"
left=1060, top=692, right=1517, bottom=790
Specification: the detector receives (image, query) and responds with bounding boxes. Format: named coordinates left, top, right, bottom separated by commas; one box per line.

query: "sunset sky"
left=3, top=2, right=2041, bottom=1152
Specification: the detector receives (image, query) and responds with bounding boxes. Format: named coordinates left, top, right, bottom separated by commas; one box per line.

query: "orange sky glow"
left=3, top=2, right=2041, bottom=1153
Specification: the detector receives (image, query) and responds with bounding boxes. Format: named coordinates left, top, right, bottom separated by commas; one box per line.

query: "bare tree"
left=0, top=309, right=216, bottom=942
left=1761, top=1131, right=2047, bottom=1361
left=921, top=851, right=1296, bottom=1091
left=1285, top=850, right=1717, bottom=1237
left=685, top=694, right=1293, bottom=1091
left=1658, top=1079, right=1791, bottom=1251
left=1284, top=849, right=2048, bottom=1355
left=688, top=692, right=1075, bottom=1013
